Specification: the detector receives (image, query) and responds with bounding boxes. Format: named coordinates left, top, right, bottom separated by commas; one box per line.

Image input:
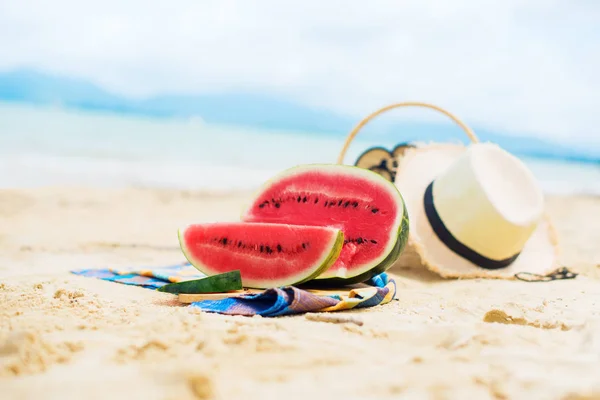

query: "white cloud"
left=0, top=0, right=599, bottom=145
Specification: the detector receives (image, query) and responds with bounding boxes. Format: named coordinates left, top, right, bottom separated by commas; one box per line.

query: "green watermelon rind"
left=156, top=270, right=243, bottom=294
left=241, top=163, right=408, bottom=284
left=292, top=229, right=345, bottom=285
left=177, top=225, right=345, bottom=289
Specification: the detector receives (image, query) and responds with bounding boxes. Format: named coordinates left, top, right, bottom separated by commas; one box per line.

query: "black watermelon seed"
left=220, top=238, right=228, bottom=245
left=302, top=196, right=308, bottom=203
left=356, top=238, right=363, bottom=244
left=344, top=201, right=350, bottom=207
left=324, top=201, right=329, bottom=206
left=337, top=199, right=343, bottom=206
left=370, top=239, right=378, bottom=244
left=265, top=246, right=272, bottom=254
left=352, top=201, right=359, bottom=208
left=302, top=243, right=307, bottom=249
left=277, top=244, right=282, bottom=252
left=260, top=245, right=264, bottom=252
left=371, top=208, right=379, bottom=213
left=275, top=203, right=280, bottom=208
left=314, top=198, right=319, bottom=204
left=297, top=196, right=301, bottom=202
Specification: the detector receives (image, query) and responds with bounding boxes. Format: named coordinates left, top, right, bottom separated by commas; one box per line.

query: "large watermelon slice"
left=178, top=222, right=344, bottom=289
left=242, top=164, right=409, bottom=285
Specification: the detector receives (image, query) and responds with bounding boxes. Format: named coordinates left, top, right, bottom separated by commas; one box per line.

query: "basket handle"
left=336, top=101, right=479, bottom=164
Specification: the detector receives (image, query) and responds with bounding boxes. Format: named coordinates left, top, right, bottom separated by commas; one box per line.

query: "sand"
left=1, top=186, right=600, bottom=400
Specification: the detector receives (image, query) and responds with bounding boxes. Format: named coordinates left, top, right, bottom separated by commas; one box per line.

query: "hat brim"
left=392, top=143, right=560, bottom=279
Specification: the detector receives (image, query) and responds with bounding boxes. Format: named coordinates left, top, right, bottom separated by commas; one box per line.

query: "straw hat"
left=337, top=102, right=560, bottom=279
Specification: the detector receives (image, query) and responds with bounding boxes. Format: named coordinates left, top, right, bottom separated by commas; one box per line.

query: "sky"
left=0, top=0, right=599, bottom=146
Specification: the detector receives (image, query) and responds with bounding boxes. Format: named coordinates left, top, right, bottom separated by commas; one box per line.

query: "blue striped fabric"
left=71, top=263, right=397, bottom=317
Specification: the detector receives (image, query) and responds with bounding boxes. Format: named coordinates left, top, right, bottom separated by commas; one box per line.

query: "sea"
left=1, top=102, right=599, bottom=196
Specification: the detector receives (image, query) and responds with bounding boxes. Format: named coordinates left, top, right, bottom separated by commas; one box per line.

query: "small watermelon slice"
left=178, top=222, right=344, bottom=289
left=242, top=164, right=409, bottom=285
left=156, top=270, right=243, bottom=294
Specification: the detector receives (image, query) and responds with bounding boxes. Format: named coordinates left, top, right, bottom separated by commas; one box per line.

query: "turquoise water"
left=1, top=102, right=599, bottom=195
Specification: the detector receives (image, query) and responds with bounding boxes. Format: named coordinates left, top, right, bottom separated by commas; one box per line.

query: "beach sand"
left=1, top=187, right=600, bottom=399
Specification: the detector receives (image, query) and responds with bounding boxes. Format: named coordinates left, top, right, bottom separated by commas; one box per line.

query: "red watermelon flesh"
left=242, top=164, right=406, bottom=282
left=178, top=222, right=344, bottom=289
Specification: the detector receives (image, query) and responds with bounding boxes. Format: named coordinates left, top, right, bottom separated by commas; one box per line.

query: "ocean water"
left=1, top=102, right=599, bottom=195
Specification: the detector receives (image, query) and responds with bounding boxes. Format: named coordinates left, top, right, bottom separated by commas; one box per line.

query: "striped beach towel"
left=71, top=263, right=396, bottom=317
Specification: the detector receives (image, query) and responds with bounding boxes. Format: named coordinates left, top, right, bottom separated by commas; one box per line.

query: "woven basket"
left=335, top=101, right=479, bottom=274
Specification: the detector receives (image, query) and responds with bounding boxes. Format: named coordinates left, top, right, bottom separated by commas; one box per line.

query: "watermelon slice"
left=156, top=270, right=243, bottom=294
left=178, top=222, right=344, bottom=289
left=242, top=164, right=409, bottom=285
